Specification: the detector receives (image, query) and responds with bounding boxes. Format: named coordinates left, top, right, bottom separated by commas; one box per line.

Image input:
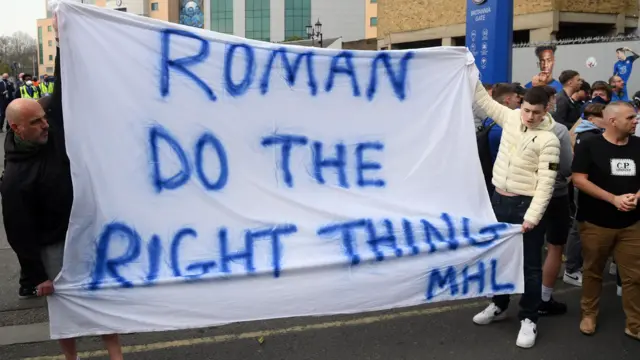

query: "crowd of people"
left=1, top=19, right=639, bottom=359
left=473, top=45, right=640, bottom=349
left=0, top=72, right=56, bottom=133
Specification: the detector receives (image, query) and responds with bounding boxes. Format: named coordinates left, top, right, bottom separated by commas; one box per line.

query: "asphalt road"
left=0, top=132, right=639, bottom=360
left=2, top=282, right=638, bottom=360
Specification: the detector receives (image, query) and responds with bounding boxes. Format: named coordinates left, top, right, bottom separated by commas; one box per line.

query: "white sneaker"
left=609, top=263, right=617, bottom=275
left=473, top=303, right=507, bottom=325
left=516, top=319, right=537, bottom=349
left=617, top=285, right=622, bottom=297
left=563, top=271, right=583, bottom=287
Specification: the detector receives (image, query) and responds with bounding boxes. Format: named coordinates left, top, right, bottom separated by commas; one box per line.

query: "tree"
left=0, top=62, right=10, bottom=75
left=0, top=32, right=37, bottom=77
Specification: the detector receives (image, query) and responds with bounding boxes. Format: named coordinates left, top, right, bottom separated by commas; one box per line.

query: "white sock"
left=541, top=285, right=553, bottom=302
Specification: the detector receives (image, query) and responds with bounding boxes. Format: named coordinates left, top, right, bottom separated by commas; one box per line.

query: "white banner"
left=49, top=1, right=523, bottom=339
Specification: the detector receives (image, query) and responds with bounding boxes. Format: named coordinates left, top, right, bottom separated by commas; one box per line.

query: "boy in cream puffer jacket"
left=471, top=82, right=560, bottom=349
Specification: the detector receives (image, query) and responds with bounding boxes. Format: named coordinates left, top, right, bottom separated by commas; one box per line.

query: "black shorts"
left=543, top=194, right=571, bottom=246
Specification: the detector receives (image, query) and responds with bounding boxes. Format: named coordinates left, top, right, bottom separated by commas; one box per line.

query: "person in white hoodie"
left=471, top=83, right=560, bottom=349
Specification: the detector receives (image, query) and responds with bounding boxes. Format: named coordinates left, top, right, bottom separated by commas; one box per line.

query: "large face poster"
left=180, top=0, right=205, bottom=28
left=523, top=45, right=562, bottom=91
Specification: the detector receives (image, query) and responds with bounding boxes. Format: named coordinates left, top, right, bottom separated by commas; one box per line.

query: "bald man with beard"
left=1, top=98, right=57, bottom=299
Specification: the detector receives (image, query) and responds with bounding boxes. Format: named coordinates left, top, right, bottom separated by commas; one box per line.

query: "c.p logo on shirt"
left=610, top=158, right=636, bottom=176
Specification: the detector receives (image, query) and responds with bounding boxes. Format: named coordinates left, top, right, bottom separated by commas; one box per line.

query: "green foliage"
left=0, top=62, right=10, bottom=74
left=285, top=36, right=305, bottom=42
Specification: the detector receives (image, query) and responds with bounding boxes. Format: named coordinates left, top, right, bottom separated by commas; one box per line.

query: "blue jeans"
left=490, top=192, right=546, bottom=323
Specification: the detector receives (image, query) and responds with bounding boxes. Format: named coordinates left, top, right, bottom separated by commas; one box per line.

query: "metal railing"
left=513, top=34, right=640, bottom=48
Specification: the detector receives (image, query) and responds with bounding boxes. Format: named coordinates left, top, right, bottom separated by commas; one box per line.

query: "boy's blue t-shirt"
left=482, top=118, right=503, bottom=164
left=614, top=55, right=639, bottom=84
left=525, top=79, right=563, bottom=93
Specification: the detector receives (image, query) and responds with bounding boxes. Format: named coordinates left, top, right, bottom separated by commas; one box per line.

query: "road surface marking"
left=22, top=283, right=594, bottom=360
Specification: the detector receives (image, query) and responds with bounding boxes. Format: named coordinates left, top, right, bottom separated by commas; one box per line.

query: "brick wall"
left=625, top=0, right=639, bottom=16
left=378, top=0, right=635, bottom=39
left=557, top=0, right=627, bottom=13
left=514, top=0, right=554, bottom=16
left=378, top=0, right=464, bottom=38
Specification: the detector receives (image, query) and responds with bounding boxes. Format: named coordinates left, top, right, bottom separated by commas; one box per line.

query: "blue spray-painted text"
left=425, top=259, right=516, bottom=301
left=149, top=127, right=387, bottom=192
left=262, top=134, right=385, bottom=189
left=88, top=222, right=297, bottom=291
left=316, top=214, right=509, bottom=265
left=87, top=214, right=511, bottom=291
left=159, top=28, right=414, bottom=102
left=149, top=125, right=230, bottom=193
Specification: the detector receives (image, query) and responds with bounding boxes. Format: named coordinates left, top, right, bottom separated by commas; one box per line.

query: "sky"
left=0, top=0, right=47, bottom=38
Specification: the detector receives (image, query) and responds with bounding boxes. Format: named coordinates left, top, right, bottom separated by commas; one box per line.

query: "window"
left=370, top=0, right=377, bottom=3
left=48, top=40, right=53, bottom=46
left=245, top=0, right=270, bottom=42
left=151, top=2, right=159, bottom=11
left=46, top=67, right=54, bottom=73
left=284, top=0, right=310, bottom=41
left=370, top=17, right=378, bottom=27
left=38, top=27, right=44, bottom=65
left=49, top=55, right=53, bottom=61
left=47, top=25, right=52, bottom=32
left=211, top=0, right=234, bottom=34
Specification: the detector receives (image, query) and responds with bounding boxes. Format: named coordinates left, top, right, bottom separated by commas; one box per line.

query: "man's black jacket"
left=0, top=46, right=72, bottom=268
left=552, top=89, right=582, bottom=129
left=0, top=80, right=15, bottom=105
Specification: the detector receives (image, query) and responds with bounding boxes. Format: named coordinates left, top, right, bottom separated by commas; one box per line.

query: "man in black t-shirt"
left=572, top=101, right=640, bottom=341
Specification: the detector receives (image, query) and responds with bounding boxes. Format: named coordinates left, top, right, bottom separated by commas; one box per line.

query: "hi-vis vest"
left=39, top=82, right=54, bottom=95
left=20, top=85, right=40, bottom=99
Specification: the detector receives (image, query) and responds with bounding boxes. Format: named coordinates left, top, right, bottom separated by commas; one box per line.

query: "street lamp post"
left=305, top=19, right=323, bottom=48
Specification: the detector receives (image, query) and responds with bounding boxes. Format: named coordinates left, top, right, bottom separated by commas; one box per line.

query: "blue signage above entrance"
left=465, top=0, right=513, bottom=84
